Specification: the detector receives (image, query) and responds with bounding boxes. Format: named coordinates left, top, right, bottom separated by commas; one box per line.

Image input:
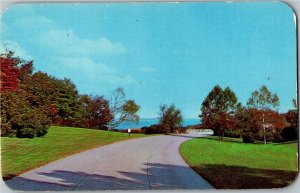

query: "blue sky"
left=0, top=2, right=297, bottom=118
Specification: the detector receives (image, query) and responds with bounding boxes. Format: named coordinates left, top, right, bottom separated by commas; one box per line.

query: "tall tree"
left=0, top=53, right=20, bottom=93
left=285, top=98, right=298, bottom=127
left=55, top=78, right=82, bottom=126
left=0, top=51, right=51, bottom=138
left=89, top=96, right=114, bottom=129
left=247, top=85, right=280, bottom=144
left=200, top=85, right=238, bottom=140
left=292, top=98, right=297, bottom=110
left=282, top=99, right=298, bottom=141
left=109, top=88, right=140, bottom=129
left=158, top=104, right=183, bottom=134
left=285, top=99, right=298, bottom=128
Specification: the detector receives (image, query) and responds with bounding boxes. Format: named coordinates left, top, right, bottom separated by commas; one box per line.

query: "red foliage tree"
left=0, top=55, right=20, bottom=93
left=245, top=108, right=286, bottom=131
left=89, top=96, right=114, bottom=129
left=244, top=108, right=287, bottom=142
left=285, top=110, right=298, bottom=127
left=200, top=85, right=238, bottom=140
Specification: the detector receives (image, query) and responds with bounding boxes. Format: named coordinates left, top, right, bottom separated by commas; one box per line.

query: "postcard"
left=0, top=1, right=298, bottom=191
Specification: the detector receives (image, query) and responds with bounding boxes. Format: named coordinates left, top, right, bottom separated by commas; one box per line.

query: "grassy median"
left=1, top=126, right=148, bottom=180
left=180, top=136, right=298, bottom=189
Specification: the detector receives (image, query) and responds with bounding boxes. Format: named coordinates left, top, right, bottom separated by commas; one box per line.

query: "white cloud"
left=34, top=29, right=125, bottom=57
left=53, top=57, right=135, bottom=85
left=140, top=66, right=157, bottom=73
left=14, top=16, right=55, bottom=30
left=56, top=57, right=111, bottom=74
left=0, top=40, right=33, bottom=60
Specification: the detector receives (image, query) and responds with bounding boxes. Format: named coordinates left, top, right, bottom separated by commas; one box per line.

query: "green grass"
left=1, top=126, right=150, bottom=180
left=180, top=136, right=299, bottom=189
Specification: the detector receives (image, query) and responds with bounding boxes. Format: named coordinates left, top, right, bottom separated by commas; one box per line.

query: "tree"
left=285, top=110, right=297, bottom=127
left=282, top=98, right=298, bottom=141
left=109, top=88, right=140, bottom=129
left=247, top=85, right=279, bottom=110
left=89, top=96, right=114, bottom=129
left=1, top=51, right=51, bottom=138
left=158, top=104, right=183, bottom=134
left=285, top=98, right=298, bottom=127
left=292, top=98, right=297, bottom=110
left=20, top=71, right=61, bottom=121
left=247, top=85, right=280, bottom=144
left=0, top=53, right=20, bottom=93
left=0, top=92, right=51, bottom=138
left=235, top=105, right=256, bottom=143
left=200, top=85, right=238, bottom=140
left=54, top=78, right=82, bottom=126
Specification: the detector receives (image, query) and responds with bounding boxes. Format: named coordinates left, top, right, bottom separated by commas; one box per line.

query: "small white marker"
left=128, top=129, right=131, bottom=137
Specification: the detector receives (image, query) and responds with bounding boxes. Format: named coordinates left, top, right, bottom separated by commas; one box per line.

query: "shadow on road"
left=5, top=163, right=212, bottom=191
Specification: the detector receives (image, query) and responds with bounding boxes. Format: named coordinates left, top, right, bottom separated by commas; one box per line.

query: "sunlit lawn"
left=180, top=136, right=298, bottom=189
left=1, top=126, right=149, bottom=180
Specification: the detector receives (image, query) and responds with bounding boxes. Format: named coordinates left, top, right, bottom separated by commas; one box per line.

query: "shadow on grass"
left=200, top=136, right=244, bottom=144
left=192, top=164, right=299, bottom=189
left=273, top=140, right=298, bottom=145
left=203, top=136, right=298, bottom=145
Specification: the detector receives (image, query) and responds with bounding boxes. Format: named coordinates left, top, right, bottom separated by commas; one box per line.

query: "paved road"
left=5, top=134, right=214, bottom=191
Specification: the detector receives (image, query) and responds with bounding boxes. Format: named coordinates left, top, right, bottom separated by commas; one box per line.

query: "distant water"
left=117, top=119, right=200, bottom=130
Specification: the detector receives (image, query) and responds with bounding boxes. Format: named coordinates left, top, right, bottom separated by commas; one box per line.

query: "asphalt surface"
left=5, top=134, right=214, bottom=191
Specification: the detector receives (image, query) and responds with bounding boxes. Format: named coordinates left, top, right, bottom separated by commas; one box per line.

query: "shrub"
left=273, top=128, right=284, bottom=142
left=119, top=129, right=143, bottom=134
left=19, top=128, right=35, bottom=139
left=1, top=92, right=50, bottom=138
left=242, top=132, right=255, bottom=143
left=142, top=124, right=162, bottom=134
left=254, top=129, right=284, bottom=143
left=174, top=127, right=187, bottom=134
left=281, top=126, right=298, bottom=141
left=10, top=109, right=51, bottom=138
left=224, top=129, right=242, bottom=138
left=0, top=122, right=16, bottom=137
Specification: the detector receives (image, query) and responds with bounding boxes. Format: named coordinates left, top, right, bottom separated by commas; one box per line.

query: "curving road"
left=5, top=135, right=214, bottom=191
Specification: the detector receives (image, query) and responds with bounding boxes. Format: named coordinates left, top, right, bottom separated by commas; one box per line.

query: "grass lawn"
left=1, top=126, right=150, bottom=180
left=180, top=136, right=298, bottom=189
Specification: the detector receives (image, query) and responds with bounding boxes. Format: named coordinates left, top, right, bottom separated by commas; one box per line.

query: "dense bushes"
left=281, top=126, right=298, bottom=141
left=242, top=132, right=255, bottom=143
left=17, top=109, right=50, bottom=138
left=1, top=92, right=50, bottom=138
left=141, top=125, right=162, bottom=134
left=227, top=126, right=297, bottom=144
left=140, top=124, right=187, bottom=134
left=224, top=129, right=242, bottom=138
left=119, top=129, right=144, bottom=134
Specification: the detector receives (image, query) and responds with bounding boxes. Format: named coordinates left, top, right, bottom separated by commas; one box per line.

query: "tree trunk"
left=221, top=130, right=225, bottom=140
left=218, top=128, right=224, bottom=140
left=263, top=113, right=266, bottom=144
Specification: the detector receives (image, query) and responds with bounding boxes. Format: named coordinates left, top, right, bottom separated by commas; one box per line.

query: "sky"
left=0, top=2, right=297, bottom=118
